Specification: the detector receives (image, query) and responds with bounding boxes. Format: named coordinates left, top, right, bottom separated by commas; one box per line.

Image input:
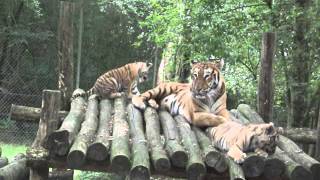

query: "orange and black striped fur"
left=208, top=121, right=283, bottom=163
left=72, top=62, right=152, bottom=100
left=132, top=59, right=229, bottom=127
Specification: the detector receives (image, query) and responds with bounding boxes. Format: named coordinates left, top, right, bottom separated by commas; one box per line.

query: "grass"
left=0, top=143, right=27, bottom=161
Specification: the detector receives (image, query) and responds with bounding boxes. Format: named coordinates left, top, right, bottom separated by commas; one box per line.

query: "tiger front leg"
left=255, top=148, right=268, bottom=158
left=227, top=145, right=247, bottom=164
left=109, top=92, right=125, bottom=99
left=132, top=95, right=147, bottom=109
left=192, top=112, right=228, bottom=127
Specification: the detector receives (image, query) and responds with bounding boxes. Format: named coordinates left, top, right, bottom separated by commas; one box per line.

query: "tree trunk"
left=289, top=0, right=311, bottom=127
left=316, top=107, right=320, bottom=160
left=58, top=1, right=75, bottom=110
left=158, top=111, right=188, bottom=168
left=127, top=104, right=150, bottom=180
left=67, top=95, right=99, bottom=168
left=144, top=107, right=171, bottom=172
left=175, top=116, right=206, bottom=179
left=258, top=32, right=276, bottom=123
left=87, top=99, right=113, bottom=161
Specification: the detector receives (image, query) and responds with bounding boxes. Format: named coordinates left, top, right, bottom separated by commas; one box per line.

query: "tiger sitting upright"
left=72, top=62, right=152, bottom=100
left=132, top=59, right=229, bottom=127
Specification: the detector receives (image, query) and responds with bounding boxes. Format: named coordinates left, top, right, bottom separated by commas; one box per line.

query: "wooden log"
left=273, top=148, right=312, bottom=180
left=241, top=153, right=265, bottom=178
left=230, top=109, right=250, bottom=124
left=226, top=157, right=245, bottom=180
left=282, top=128, right=316, bottom=144
left=0, top=157, right=8, bottom=168
left=110, top=96, right=131, bottom=173
left=175, top=115, right=206, bottom=180
left=277, top=135, right=320, bottom=180
left=10, top=104, right=68, bottom=122
left=49, top=169, right=73, bottom=180
left=67, top=95, right=99, bottom=168
left=263, top=155, right=285, bottom=179
left=158, top=111, right=188, bottom=168
left=144, top=107, right=170, bottom=172
left=58, top=1, right=75, bottom=109
left=47, top=89, right=86, bottom=156
left=127, top=104, right=150, bottom=180
left=87, top=98, right=113, bottom=161
left=30, top=90, right=61, bottom=180
left=0, top=147, right=1, bottom=157
left=237, top=104, right=265, bottom=123
left=0, top=154, right=29, bottom=180
left=192, top=126, right=227, bottom=173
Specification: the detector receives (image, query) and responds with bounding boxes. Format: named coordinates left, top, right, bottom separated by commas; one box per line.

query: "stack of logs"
left=14, top=89, right=320, bottom=180
left=0, top=150, right=29, bottom=180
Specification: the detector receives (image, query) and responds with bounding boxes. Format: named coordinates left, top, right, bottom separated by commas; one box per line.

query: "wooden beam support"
left=10, top=104, right=67, bottom=122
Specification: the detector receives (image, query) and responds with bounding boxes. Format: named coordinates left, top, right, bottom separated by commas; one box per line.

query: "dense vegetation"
left=0, top=0, right=319, bottom=129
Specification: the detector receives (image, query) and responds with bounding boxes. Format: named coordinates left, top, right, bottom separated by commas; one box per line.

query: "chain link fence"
left=0, top=29, right=57, bottom=145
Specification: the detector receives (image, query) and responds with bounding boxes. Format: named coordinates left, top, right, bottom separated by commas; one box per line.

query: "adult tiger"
left=132, top=59, right=229, bottom=127
left=72, top=62, right=152, bottom=100
left=207, top=121, right=283, bottom=163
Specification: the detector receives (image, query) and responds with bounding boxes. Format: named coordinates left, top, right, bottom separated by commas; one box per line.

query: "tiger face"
left=137, top=62, right=153, bottom=83
left=190, top=59, right=224, bottom=99
left=247, top=122, right=282, bottom=155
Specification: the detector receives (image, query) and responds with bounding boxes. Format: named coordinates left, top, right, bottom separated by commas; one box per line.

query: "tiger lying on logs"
left=132, top=59, right=229, bottom=127
left=72, top=62, right=152, bottom=100
left=208, top=121, right=283, bottom=163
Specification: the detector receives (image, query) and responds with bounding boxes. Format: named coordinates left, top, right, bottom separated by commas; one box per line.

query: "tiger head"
left=247, top=122, right=283, bottom=155
left=190, top=59, right=224, bottom=99
left=131, top=62, right=153, bottom=83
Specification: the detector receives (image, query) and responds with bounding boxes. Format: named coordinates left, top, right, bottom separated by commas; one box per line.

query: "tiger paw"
left=132, top=95, right=146, bottom=110
left=109, top=92, right=123, bottom=98
left=148, top=99, right=159, bottom=109
left=227, top=149, right=247, bottom=164
left=255, top=149, right=268, bottom=158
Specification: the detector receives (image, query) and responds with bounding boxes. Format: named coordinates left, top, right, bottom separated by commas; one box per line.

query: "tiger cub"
left=132, top=59, right=229, bottom=127
left=72, top=62, right=152, bottom=100
left=208, top=121, right=283, bottom=163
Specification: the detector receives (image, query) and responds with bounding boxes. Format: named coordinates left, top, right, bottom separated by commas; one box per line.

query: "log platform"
left=6, top=89, right=320, bottom=180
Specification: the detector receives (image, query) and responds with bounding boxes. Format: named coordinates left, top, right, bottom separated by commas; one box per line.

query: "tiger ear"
left=191, top=60, right=198, bottom=65
left=147, top=62, right=153, bottom=68
left=214, top=59, right=224, bottom=70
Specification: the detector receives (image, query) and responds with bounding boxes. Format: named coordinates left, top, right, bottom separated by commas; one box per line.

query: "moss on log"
left=67, top=95, right=99, bottom=168
left=175, top=115, right=206, bottom=180
left=144, top=107, right=170, bottom=172
left=87, top=98, right=113, bottom=161
left=47, top=89, right=86, bottom=156
left=127, top=104, right=150, bottom=180
left=277, top=135, right=320, bottom=180
left=273, top=148, right=312, bottom=180
left=110, top=96, right=131, bottom=173
left=230, top=109, right=250, bottom=124
left=0, top=154, right=29, bottom=180
left=226, top=157, right=245, bottom=180
left=192, top=126, right=227, bottom=173
left=158, top=111, right=188, bottom=168
left=0, top=157, right=8, bottom=168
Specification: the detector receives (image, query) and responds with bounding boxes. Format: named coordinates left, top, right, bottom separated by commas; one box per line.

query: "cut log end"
left=171, top=150, right=188, bottom=168
left=290, top=166, right=313, bottom=180
left=310, top=163, right=320, bottom=180
left=241, top=154, right=265, bottom=178
left=130, top=165, right=150, bottom=180
left=187, top=162, right=206, bottom=180
left=67, top=150, right=86, bottom=168
left=205, top=151, right=227, bottom=173
left=0, top=157, right=8, bottom=168
left=87, top=143, right=108, bottom=161
left=111, top=155, right=131, bottom=173
left=263, top=158, right=285, bottom=179
left=47, top=130, right=69, bottom=150
left=153, top=157, right=171, bottom=172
